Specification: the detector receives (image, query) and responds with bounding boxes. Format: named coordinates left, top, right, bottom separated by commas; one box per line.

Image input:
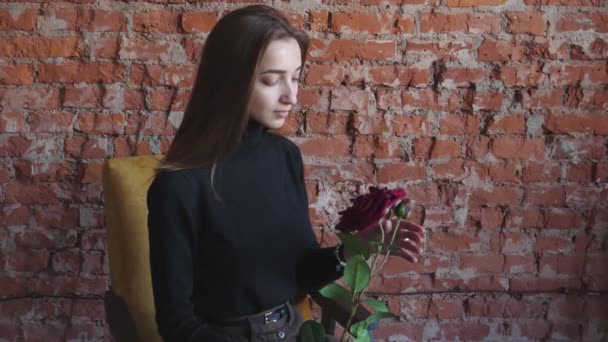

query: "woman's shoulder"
left=149, top=168, right=204, bottom=195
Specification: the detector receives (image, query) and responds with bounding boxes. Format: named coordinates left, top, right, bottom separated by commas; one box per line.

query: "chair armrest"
left=104, top=288, right=140, bottom=342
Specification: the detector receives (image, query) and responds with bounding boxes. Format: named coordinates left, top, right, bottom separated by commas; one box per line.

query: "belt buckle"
left=264, top=310, right=275, bottom=324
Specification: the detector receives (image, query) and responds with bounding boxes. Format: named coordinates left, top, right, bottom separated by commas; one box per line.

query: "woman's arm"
left=147, top=171, right=212, bottom=342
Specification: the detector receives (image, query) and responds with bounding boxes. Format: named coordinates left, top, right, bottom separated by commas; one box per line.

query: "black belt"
left=217, top=304, right=290, bottom=326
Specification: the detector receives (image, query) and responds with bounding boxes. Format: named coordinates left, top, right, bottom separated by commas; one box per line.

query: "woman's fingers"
left=395, top=220, right=424, bottom=234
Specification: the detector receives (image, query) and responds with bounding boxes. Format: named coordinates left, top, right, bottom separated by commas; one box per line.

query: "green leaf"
left=319, top=283, right=352, bottom=306
left=365, top=312, right=396, bottom=325
left=344, top=255, right=371, bottom=293
left=364, top=299, right=389, bottom=313
left=349, top=320, right=368, bottom=337
left=355, top=330, right=372, bottom=342
left=337, top=233, right=370, bottom=260
left=298, top=320, right=326, bottom=342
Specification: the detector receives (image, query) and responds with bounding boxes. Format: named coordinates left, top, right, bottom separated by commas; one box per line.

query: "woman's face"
left=248, top=38, right=302, bottom=130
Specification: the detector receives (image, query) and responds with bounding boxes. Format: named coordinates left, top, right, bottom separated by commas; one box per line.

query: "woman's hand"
left=379, top=219, right=425, bottom=263
left=343, top=219, right=425, bottom=263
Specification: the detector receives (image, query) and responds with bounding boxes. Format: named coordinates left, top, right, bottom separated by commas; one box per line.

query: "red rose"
left=335, top=186, right=406, bottom=233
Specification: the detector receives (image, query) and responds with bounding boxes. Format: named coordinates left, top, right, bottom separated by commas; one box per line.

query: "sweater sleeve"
left=147, top=171, right=215, bottom=342
left=287, top=142, right=344, bottom=292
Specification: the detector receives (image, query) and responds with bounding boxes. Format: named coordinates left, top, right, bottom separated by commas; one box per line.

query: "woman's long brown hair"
left=157, top=5, right=309, bottom=178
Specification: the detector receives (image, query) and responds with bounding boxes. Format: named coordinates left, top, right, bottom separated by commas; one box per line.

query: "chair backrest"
left=103, top=155, right=164, bottom=341
left=102, top=155, right=312, bottom=341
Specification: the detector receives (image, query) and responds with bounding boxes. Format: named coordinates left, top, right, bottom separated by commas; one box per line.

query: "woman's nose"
left=280, top=81, right=298, bottom=105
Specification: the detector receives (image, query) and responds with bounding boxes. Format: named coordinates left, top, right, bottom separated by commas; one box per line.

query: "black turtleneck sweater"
left=147, top=120, right=344, bottom=341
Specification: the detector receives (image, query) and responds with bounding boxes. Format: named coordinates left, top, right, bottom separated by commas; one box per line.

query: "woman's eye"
left=262, top=78, right=279, bottom=86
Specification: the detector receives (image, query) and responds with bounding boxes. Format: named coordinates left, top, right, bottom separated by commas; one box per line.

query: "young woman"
left=146, top=5, right=425, bottom=342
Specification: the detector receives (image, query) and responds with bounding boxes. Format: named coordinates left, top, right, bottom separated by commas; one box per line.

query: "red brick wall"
left=1, top=0, right=607, bottom=341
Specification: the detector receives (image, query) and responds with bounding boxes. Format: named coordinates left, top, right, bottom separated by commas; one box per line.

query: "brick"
left=134, top=11, right=180, bottom=33
left=507, top=12, right=547, bottom=36
left=0, top=206, right=30, bottom=226
left=396, top=67, right=431, bottom=87
left=39, top=8, right=125, bottom=32
left=441, top=68, right=486, bottom=88
left=298, top=88, right=324, bottom=109
left=63, top=86, right=103, bottom=108
left=102, top=88, right=145, bottom=110
left=119, top=37, right=186, bottom=63
left=510, top=277, right=581, bottom=291
left=305, top=64, right=344, bottom=86
left=383, top=254, right=450, bottom=275
left=501, top=64, right=545, bottom=87
left=523, top=161, right=560, bottom=182
left=433, top=323, right=491, bottom=341
left=471, top=161, right=520, bottom=182
left=491, top=137, right=544, bottom=159
left=556, top=137, right=605, bottom=161
left=535, top=234, right=573, bottom=253
left=112, top=137, right=152, bottom=158
left=565, top=162, right=593, bottom=182
left=403, top=89, right=458, bottom=111
left=296, top=137, right=350, bottom=158
left=556, top=13, right=608, bottom=33
left=0, top=62, right=34, bottom=85
left=478, top=40, right=527, bottom=62
left=304, top=162, right=374, bottom=182
left=7, top=249, right=50, bottom=272
left=428, top=299, right=464, bottom=319
left=306, top=112, right=348, bottom=134
left=39, top=62, right=125, bottom=84
left=548, top=63, right=608, bottom=86
left=487, top=114, right=526, bottom=135
left=358, top=40, right=395, bottom=60
left=504, top=255, right=536, bottom=273
left=432, top=160, right=466, bottom=180
left=65, top=136, right=108, bottom=159
left=51, top=250, right=82, bottom=274
left=0, top=112, right=27, bottom=133
left=353, top=115, right=389, bottom=136
left=90, top=37, right=119, bottom=59
left=377, top=89, right=401, bottom=110
left=459, top=254, right=504, bottom=273
left=331, top=12, right=410, bottom=34
left=29, top=112, right=74, bottom=133
left=470, top=186, right=521, bottom=206
left=21, top=322, right=65, bottom=341
left=420, top=12, right=501, bottom=34
left=76, top=113, right=126, bottom=135
left=447, top=0, right=506, bottom=5
left=330, top=88, right=369, bottom=111
left=29, top=275, right=107, bottom=297
left=427, top=231, right=480, bottom=253
left=34, top=205, right=79, bottom=228
left=0, top=36, right=81, bottom=58
left=473, top=91, right=503, bottom=111
left=0, top=88, right=61, bottom=111
left=309, top=11, right=329, bottom=32
left=4, top=182, right=62, bottom=205
left=546, top=113, right=608, bottom=135
left=307, top=38, right=358, bottom=61
left=0, top=9, right=37, bottom=31
left=524, top=185, right=566, bottom=206
left=406, top=40, right=474, bottom=62
left=431, top=139, right=460, bottom=159
left=525, top=0, right=601, bottom=4
left=378, top=162, right=425, bottom=182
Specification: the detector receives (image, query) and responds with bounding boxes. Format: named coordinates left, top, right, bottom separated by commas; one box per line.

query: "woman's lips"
left=275, top=111, right=288, bottom=118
